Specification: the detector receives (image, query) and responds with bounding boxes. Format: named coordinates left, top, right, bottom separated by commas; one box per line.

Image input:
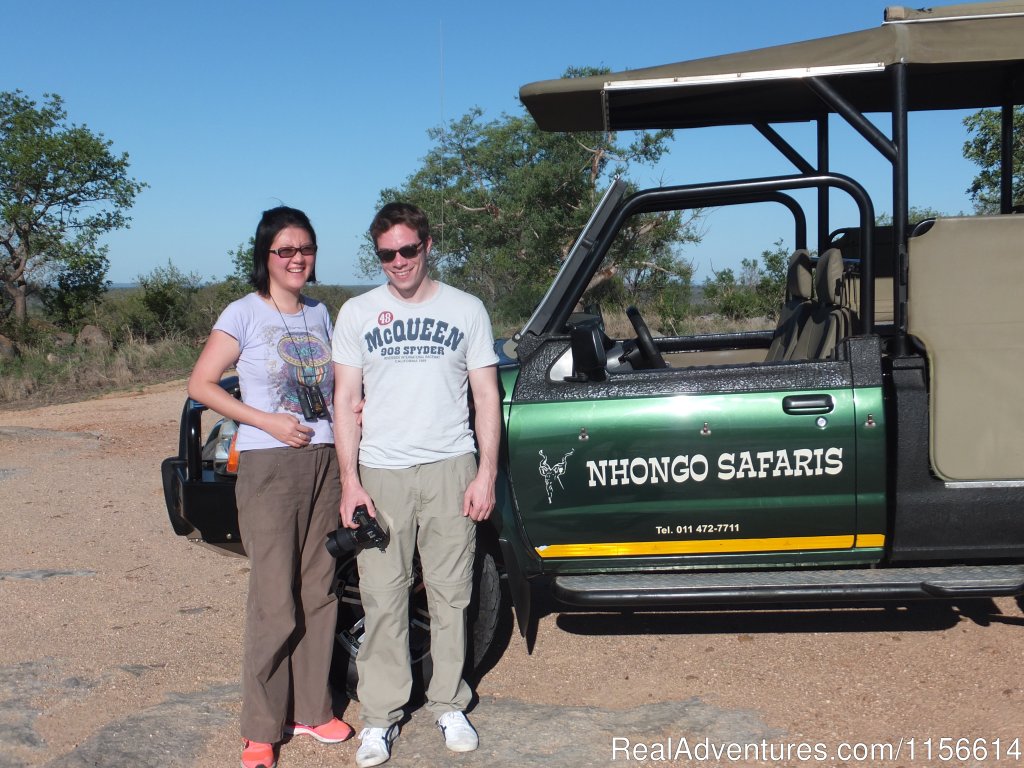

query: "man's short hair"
left=370, top=202, right=430, bottom=246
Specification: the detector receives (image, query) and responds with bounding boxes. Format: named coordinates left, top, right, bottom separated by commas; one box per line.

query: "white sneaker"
left=436, top=710, right=478, bottom=752
left=355, top=724, right=398, bottom=768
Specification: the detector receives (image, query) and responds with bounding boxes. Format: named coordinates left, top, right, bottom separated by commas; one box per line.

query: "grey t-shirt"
left=213, top=292, right=335, bottom=451
left=332, top=282, right=498, bottom=469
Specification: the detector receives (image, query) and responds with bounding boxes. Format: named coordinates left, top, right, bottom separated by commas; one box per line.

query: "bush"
left=700, top=240, right=789, bottom=321
left=136, top=262, right=203, bottom=339
left=94, top=264, right=212, bottom=343
left=0, top=316, right=52, bottom=347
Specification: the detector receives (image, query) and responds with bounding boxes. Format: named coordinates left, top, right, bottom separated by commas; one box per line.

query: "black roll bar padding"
left=185, top=400, right=205, bottom=482
left=181, top=375, right=241, bottom=482
left=176, top=399, right=190, bottom=462
left=548, top=173, right=875, bottom=336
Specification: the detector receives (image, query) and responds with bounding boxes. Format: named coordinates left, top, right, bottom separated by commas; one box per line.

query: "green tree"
left=227, top=237, right=254, bottom=283
left=962, top=106, right=1024, bottom=213
left=364, top=68, right=699, bottom=327
left=0, top=90, right=145, bottom=322
left=214, top=237, right=255, bottom=307
left=38, top=232, right=111, bottom=329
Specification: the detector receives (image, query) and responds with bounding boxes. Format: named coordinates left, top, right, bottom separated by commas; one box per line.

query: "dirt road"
left=1, top=382, right=1022, bottom=767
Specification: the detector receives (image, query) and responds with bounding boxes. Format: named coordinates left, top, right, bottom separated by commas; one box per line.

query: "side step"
left=551, top=564, right=1024, bottom=607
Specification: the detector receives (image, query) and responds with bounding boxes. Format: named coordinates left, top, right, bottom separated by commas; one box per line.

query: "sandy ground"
left=1, top=381, right=1022, bottom=767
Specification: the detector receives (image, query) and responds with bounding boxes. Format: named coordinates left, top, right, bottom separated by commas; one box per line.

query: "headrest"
left=814, top=248, right=845, bottom=307
left=786, top=249, right=813, bottom=301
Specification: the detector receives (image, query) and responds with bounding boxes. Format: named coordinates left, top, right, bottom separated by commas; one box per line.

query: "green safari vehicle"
left=163, top=2, right=1024, bottom=673
left=499, top=0, right=1024, bottom=636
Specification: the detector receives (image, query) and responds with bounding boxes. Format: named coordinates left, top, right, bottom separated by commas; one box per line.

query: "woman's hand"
left=262, top=412, right=314, bottom=448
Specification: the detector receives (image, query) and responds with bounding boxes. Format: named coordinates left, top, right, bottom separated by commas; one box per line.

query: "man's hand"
left=463, top=364, right=500, bottom=522
left=340, top=485, right=375, bottom=529
left=462, top=472, right=495, bottom=521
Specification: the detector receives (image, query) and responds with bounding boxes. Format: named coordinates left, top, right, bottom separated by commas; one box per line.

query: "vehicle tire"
left=330, top=536, right=502, bottom=701
left=466, top=544, right=502, bottom=673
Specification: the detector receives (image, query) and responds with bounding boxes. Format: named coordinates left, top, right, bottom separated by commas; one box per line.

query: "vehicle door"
left=506, top=347, right=862, bottom=569
left=505, top=184, right=866, bottom=571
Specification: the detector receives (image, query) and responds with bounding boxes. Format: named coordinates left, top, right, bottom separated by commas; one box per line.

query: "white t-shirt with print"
left=332, top=282, right=498, bottom=469
left=213, top=292, right=335, bottom=451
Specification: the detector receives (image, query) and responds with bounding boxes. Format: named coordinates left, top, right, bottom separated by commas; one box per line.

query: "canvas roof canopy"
left=520, top=2, right=1024, bottom=132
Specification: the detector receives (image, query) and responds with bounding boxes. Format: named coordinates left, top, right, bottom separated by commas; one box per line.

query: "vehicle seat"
left=765, top=249, right=814, bottom=362
left=828, top=224, right=897, bottom=325
left=790, top=248, right=847, bottom=360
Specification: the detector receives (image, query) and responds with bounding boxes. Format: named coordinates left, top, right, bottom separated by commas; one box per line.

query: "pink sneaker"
left=241, top=739, right=276, bottom=768
left=286, top=717, right=354, bottom=743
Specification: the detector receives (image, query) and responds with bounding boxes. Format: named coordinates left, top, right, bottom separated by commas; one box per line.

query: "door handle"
left=782, top=394, right=834, bottom=414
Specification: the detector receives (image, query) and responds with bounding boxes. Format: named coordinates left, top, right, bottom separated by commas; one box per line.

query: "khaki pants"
left=236, top=443, right=340, bottom=743
left=356, top=453, right=477, bottom=727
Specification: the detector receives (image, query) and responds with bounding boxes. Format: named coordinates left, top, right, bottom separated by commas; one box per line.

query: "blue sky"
left=6, top=0, right=980, bottom=286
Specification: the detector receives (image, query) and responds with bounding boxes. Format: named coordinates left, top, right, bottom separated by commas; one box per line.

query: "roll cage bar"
left=517, top=173, right=874, bottom=345
left=557, top=174, right=873, bottom=338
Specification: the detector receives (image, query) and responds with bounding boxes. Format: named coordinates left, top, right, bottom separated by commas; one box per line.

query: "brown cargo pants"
left=235, top=443, right=341, bottom=743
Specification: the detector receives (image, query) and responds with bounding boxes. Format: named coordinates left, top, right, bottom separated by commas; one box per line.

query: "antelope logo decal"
left=538, top=449, right=574, bottom=504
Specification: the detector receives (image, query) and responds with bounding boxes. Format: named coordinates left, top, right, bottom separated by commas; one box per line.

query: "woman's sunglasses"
left=270, top=244, right=317, bottom=259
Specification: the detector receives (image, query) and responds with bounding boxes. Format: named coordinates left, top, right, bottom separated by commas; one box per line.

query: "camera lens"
left=325, top=506, right=389, bottom=558
left=325, top=528, right=357, bottom=557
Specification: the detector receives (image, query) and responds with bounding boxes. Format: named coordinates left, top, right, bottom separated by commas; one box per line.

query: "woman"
left=188, top=206, right=352, bottom=768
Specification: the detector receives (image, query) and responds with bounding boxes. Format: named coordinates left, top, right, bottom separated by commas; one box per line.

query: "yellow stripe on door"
left=535, top=533, right=885, bottom=558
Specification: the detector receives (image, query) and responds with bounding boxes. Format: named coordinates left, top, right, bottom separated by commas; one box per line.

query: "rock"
left=52, top=332, right=75, bottom=348
left=76, top=325, right=110, bottom=349
left=0, top=334, right=18, bottom=361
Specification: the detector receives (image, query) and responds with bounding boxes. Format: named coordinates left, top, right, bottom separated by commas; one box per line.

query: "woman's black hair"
left=250, top=206, right=317, bottom=295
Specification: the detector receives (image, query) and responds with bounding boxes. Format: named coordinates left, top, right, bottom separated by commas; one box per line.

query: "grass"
left=0, top=336, right=200, bottom=409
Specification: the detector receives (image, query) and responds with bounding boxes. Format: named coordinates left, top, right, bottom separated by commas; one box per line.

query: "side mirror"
left=565, top=323, right=607, bottom=382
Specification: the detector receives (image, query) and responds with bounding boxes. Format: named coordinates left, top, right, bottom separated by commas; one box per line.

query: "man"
left=332, top=202, right=500, bottom=768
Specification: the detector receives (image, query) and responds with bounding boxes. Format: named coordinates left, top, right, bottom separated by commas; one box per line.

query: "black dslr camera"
left=297, top=382, right=328, bottom=421
left=325, top=505, right=389, bottom=557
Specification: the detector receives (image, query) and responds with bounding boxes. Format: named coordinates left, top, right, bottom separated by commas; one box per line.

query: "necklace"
left=270, top=294, right=315, bottom=386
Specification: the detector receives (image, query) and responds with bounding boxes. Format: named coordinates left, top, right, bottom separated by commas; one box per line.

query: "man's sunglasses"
left=376, top=240, right=423, bottom=263
left=270, top=244, right=317, bottom=259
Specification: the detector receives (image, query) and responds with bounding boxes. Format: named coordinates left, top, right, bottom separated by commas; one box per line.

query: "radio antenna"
left=439, top=19, right=445, bottom=260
